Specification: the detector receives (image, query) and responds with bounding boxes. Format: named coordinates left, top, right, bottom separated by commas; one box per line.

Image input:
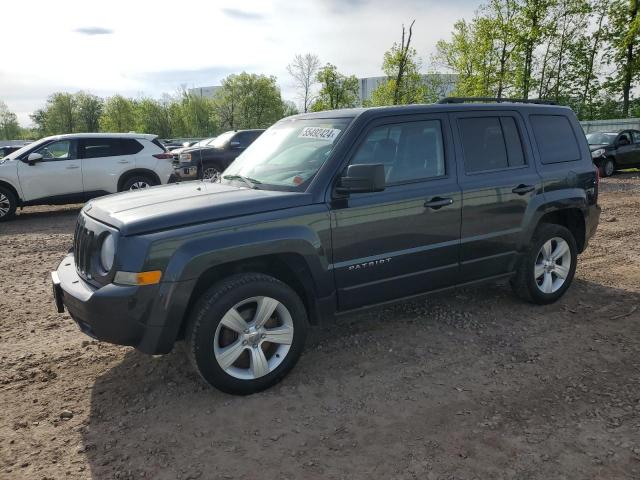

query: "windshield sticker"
left=298, top=127, right=341, bottom=142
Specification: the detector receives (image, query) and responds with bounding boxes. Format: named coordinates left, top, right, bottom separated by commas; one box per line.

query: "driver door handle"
left=512, top=184, right=535, bottom=195
left=424, top=197, right=454, bottom=209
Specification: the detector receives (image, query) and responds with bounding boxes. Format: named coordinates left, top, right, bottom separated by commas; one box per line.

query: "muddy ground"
left=1, top=174, right=639, bottom=480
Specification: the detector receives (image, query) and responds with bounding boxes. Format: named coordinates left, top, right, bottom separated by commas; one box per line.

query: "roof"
left=290, top=101, right=571, bottom=121
left=45, top=132, right=158, bottom=141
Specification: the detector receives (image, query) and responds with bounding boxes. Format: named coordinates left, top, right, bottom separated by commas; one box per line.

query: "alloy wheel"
left=0, top=193, right=10, bottom=217
left=213, top=296, right=294, bottom=380
left=534, top=237, right=572, bottom=294
left=203, top=168, right=221, bottom=182
left=129, top=181, right=150, bottom=190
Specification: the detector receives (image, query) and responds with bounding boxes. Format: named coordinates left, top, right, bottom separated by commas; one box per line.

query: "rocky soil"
left=1, top=174, right=639, bottom=479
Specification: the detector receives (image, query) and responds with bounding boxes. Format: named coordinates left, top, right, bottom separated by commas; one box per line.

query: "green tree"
left=135, top=98, right=172, bottom=137
left=180, top=92, right=216, bottom=137
left=99, top=95, right=136, bottom=132
left=40, top=92, right=77, bottom=134
left=311, top=64, right=359, bottom=111
left=369, top=21, right=427, bottom=106
left=605, top=0, right=640, bottom=116
left=214, top=73, right=286, bottom=130
left=0, top=101, right=21, bottom=140
left=75, top=92, right=103, bottom=132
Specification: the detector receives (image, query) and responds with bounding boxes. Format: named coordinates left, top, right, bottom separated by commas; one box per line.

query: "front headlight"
left=591, top=148, right=605, bottom=158
left=100, top=234, right=116, bottom=272
left=179, top=152, right=192, bottom=162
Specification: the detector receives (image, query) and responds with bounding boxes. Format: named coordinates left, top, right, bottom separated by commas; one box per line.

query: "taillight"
left=153, top=153, right=173, bottom=159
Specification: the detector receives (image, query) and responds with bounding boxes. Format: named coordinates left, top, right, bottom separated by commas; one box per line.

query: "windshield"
left=210, top=131, right=235, bottom=148
left=586, top=132, right=617, bottom=145
left=1, top=138, right=48, bottom=162
left=222, top=117, right=352, bottom=190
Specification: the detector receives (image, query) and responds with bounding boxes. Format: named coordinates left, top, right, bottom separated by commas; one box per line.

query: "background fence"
left=580, top=118, right=640, bottom=133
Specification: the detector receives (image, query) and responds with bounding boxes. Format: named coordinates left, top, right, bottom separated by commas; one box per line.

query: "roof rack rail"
left=437, top=97, right=558, bottom=105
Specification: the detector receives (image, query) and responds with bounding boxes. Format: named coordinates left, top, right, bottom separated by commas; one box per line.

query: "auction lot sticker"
left=298, top=127, right=341, bottom=142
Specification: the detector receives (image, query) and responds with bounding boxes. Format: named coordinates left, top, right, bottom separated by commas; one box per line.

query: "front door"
left=17, top=139, right=82, bottom=203
left=330, top=115, right=461, bottom=311
left=450, top=111, right=542, bottom=280
left=617, top=131, right=640, bottom=167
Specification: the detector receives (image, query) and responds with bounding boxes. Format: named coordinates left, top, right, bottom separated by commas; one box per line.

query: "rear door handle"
left=118, top=159, right=130, bottom=164
left=424, top=197, right=454, bottom=209
left=512, top=184, right=535, bottom=195
left=66, top=165, right=80, bottom=170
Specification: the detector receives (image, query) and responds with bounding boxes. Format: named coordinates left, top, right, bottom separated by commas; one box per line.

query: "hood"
left=84, top=181, right=313, bottom=236
left=182, top=145, right=219, bottom=155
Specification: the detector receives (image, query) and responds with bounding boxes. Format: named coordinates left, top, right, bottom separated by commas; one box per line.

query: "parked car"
left=170, top=137, right=216, bottom=161
left=175, top=129, right=264, bottom=181
left=0, top=145, right=23, bottom=159
left=0, top=133, right=175, bottom=221
left=587, top=130, right=640, bottom=177
left=52, top=99, right=600, bottom=394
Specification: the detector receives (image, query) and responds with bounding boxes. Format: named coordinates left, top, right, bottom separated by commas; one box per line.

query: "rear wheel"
left=185, top=273, right=308, bottom=395
left=0, top=186, right=17, bottom=222
left=121, top=174, right=157, bottom=191
left=599, top=158, right=615, bottom=177
left=511, top=223, right=577, bottom=304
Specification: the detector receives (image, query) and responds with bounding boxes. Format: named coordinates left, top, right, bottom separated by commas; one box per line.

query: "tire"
left=0, top=186, right=17, bottom=222
left=185, top=273, right=308, bottom=395
left=599, top=158, right=615, bottom=177
left=120, top=174, right=158, bottom=191
left=511, top=223, right=577, bottom=305
left=200, top=164, right=222, bottom=181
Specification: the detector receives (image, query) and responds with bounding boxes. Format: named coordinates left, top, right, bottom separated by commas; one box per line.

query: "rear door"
left=16, top=139, right=83, bottom=202
left=79, top=137, right=131, bottom=196
left=330, top=114, right=462, bottom=311
left=450, top=111, right=542, bottom=281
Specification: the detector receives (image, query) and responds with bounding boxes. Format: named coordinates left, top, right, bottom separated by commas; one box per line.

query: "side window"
left=458, top=116, right=526, bottom=173
left=34, top=140, right=76, bottom=161
left=233, top=132, right=251, bottom=148
left=530, top=115, right=581, bottom=164
left=618, top=132, right=631, bottom=146
left=82, top=138, right=121, bottom=159
left=632, top=132, right=640, bottom=144
left=120, top=139, right=144, bottom=155
left=350, top=120, right=445, bottom=184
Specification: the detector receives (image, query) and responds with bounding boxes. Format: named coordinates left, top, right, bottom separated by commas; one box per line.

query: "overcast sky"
left=1, top=0, right=478, bottom=126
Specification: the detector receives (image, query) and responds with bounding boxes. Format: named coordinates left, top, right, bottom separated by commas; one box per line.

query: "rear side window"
left=458, top=116, right=526, bottom=173
left=120, top=139, right=144, bottom=155
left=83, top=138, right=121, bottom=159
left=152, top=138, right=167, bottom=151
left=530, top=115, right=581, bottom=164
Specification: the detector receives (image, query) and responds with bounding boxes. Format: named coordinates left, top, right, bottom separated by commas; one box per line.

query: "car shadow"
left=80, top=277, right=640, bottom=478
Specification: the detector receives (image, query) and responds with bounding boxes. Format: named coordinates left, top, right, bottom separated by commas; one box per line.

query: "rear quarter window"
left=530, top=115, right=581, bottom=164
left=120, top=139, right=144, bottom=155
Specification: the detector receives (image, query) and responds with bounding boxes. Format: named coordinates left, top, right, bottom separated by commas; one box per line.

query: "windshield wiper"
left=222, top=174, right=262, bottom=189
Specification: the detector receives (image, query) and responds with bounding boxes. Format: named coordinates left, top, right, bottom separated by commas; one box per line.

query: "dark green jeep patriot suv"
left=52, top=99, right=600, bottom=394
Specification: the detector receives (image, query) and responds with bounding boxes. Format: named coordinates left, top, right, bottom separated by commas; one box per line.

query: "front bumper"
left=173, top=165, right=199, bottom=180
left=52, top=254, right=195, bottom=354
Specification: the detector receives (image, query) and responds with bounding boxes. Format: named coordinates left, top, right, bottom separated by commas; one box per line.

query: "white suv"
left=0, top=133, right=176, bottom=221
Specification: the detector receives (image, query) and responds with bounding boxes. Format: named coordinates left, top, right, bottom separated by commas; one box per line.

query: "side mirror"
left=25, top=152, right=44, bottom=165
left=336, top=164, right=386, bottom=194
left=229, top=141, right=242, bottom=149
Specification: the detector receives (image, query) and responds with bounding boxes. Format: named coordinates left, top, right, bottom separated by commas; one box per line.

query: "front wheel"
left=0, top=186, right=17, bottom=222
left=185, top=273, right=308, bottom=395
left=599, top=158, right=615, bottom=177
left=511, top=223, right=577, bottom=304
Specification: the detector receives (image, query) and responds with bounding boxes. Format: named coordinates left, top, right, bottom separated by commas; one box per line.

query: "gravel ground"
left=1, top=174, right=639, bottom=480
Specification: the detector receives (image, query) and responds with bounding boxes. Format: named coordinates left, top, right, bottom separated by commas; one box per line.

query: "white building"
left=358, top=74, right=458, bottom=105
left=188, top=86, right=222, bottom=98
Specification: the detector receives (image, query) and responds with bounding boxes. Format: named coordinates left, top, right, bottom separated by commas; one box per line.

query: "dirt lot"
left=1, top=174, right=639, bottom=480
